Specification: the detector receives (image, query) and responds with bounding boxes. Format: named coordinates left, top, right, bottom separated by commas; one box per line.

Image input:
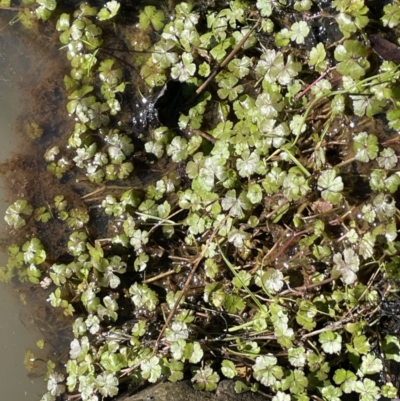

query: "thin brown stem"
left=193, top=129, right=217, bottom=143
left=82, top=185, right=143, bottom=201
left=271, top=228, right=311, bottom=261
left=81, top=186, right=106, bottom=200
left=294, top=67, right=336, bottom=101
left=334, top=157, right=355, bottom=169
left=279, top=277, right=335, bottom=296
left=142, top=269, right=176, bottom=284
left=155, top=216, right=229, bottom=345
left=300, top=306, right=366, bottom=340
left=192, top=17, right=262, bottom=100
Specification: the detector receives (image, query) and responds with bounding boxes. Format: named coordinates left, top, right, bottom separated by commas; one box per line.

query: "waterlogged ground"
left=0, top=10, right=74, bottom=400
left=1, top=1, right=400, bottom=401
left=0, top=3, right=171, bottom=399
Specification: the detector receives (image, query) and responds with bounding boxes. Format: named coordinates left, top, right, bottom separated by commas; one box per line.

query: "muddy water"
left=0, top=56, right=44, bottom=401
left=0, top=17, right=66, bottom=400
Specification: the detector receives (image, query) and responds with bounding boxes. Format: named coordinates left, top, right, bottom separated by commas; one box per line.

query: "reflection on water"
left=0, top=16, right=65, bottom=400
left=0, top=284, right=44, bottom=400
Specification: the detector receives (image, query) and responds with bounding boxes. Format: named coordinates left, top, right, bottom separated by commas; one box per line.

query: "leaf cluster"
left=2, top=1, right=400, bottom=401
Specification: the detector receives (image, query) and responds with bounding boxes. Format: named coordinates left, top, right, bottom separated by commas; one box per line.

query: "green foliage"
left=334, top=40, right=370, bottom=79
left=382, top=335, right=400, bottom=362
left=319, top=331, right=342, bottom=354
left=332, top=249, right=360, bottom=285
left=317, top=169, right=343, bottom=205
left=382, top=1, right=400, bottom=28
left=129, top=283, right=159, bottom=311
left=98, top=1, right=120, bottom=21
left=221, top=360, right=237, bottom=378
left=6, top=1, right=400, bottom=401
left=35, top=0, right=56, bottom=21
left=309, top=43, right=328, bottom=72
left=353, top=132, right=379, bottom=162
left=256, top=0, right=286, bottom=17
left=171, top=52, right=196, bottom=82
left=138, top=6, right=164, bottom=31
left=253, top=355, right=283, bottom=388
left=5, top=199, right=33, bottom=229
left=333, top=368, right=357, bottom=393
left=192, top=366, right=220, bottom=391
left=289, top=21, right=309, bottom=44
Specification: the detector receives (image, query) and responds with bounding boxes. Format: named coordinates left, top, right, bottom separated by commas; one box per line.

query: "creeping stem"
left=192, top=17, right=263, bottom=100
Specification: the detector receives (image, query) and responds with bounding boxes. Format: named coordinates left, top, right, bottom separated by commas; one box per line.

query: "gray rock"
left=121, top=380, right=267, bottom=401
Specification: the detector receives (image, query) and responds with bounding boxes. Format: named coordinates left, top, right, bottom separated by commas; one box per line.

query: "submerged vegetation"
left=1, top=0, right=400, bottom=400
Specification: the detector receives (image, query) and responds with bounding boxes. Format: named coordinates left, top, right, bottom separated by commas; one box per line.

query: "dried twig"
left=279, top=277, right=335, bottom=296
left=155, top=215, right=229, bottom=345
left=192, top=17, right=262, bottom=100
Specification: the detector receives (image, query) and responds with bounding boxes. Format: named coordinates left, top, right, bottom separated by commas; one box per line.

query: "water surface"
left=0, top=16, right=65, bottom=400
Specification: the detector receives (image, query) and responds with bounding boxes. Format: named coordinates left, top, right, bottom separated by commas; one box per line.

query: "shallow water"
left=0, top=18, right=58, bottom=401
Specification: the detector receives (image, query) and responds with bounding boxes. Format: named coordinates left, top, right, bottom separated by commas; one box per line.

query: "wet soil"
left=0, top=2, right=174, bottom=381
left=0, top=9, right=77, bottom=380
left=119, top=380, right=267, bottom=401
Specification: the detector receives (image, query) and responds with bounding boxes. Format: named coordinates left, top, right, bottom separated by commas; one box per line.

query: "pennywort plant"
left=1, top=0, right=400, bottom=401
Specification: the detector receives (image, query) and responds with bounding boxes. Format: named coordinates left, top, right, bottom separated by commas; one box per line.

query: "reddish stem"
left=294, top=67, right=336, bottom=101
